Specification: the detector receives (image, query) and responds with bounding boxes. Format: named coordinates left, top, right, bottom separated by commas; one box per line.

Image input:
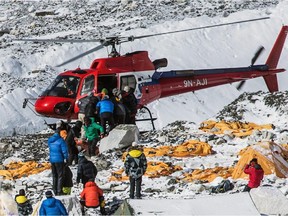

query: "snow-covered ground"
left=0, top=0, right=288, bottom=215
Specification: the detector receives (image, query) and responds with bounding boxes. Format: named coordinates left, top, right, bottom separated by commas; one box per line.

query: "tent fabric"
left=143, top=140, right=212, bottom=157
left=121, top=140, right=212, bottom=160
left=199, top=120, right=272, bottom=137
left=109, top=161, right=182, bottom=181
left=182, top=167, right=234, bottom=183
left=0, top=161, right=50, bottom=180
left=232, top=141, right=288, bottom=179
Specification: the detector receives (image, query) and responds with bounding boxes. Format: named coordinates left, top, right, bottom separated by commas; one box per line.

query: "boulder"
left=99, top=124, right=139, bottom=153
left=250, top=186, right=288, bottom=215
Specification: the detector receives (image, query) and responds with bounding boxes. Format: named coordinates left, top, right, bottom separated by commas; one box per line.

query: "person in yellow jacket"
left=15, top=189, right=33, bottom=216
left=124, top=142, right=147, bottom=199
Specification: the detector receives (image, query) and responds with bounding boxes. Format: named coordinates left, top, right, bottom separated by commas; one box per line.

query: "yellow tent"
left=0, top=161, right=51, bottom=180
left=199, top=120, right=272, bottom=137
left=182, top=167, right=234, bottom=183
left=109, top=161, right=182, bottom=181
left=122, top=140, right=212, bottom=160
left=232, top=141, right=288, bottom=179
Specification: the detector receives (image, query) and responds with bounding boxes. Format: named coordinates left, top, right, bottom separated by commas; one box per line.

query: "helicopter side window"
left=120, top=75, right=136, bottom=92
left=63, top=77, right=79, bottom=97
left=47, top=76, right=79, bottom=98
left=80, top=75, right=95, bottom=96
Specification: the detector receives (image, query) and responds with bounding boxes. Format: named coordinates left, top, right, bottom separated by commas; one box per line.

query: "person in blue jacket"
left=96, top=95, right=115, bottom=135
left=39, top=190, right=68, bottom=216
left=48, top=130, right=69, bottom=195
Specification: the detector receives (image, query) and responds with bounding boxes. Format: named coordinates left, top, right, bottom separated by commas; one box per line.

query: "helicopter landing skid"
left=136, top=106, right=157, bottom=133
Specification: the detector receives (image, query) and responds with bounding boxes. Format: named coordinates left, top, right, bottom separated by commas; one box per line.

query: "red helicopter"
left=20, top=18, right=288, bottom=122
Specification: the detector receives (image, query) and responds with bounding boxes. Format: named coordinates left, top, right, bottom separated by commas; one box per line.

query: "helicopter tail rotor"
left=251, top=46, right=265, bottom=66
left=236, top=46, right=265, bottom=91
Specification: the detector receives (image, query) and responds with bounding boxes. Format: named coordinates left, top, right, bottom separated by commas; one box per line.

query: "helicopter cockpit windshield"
left=41, top=75, right=80, bottom=98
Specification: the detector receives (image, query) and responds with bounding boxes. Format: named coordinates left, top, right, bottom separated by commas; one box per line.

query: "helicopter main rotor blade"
left=14, top=38, right=101, bottom=43
left=131, top=17, right=270, bottom=41
left=56, top=44, right=104, bottom=67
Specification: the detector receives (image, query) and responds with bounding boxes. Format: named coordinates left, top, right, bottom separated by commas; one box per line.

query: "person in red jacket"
left=243, top=158, right=264, bottom=192
left=80, top=179, right=106, bottom=215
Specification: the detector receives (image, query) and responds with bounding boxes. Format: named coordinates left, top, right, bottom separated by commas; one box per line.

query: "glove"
left=100, top=200, right=105, bottom=208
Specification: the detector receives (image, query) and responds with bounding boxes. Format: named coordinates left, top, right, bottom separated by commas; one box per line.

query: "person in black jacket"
left=121, top=86, right=138, bottom=124
left=77, top=152, right=98, bottom=187
left=85, top=94, right=100, bottom=123
left=111, top=88, right=126, bottom=125
left=62, top=164, right=73, bottom=195
left=124, top=143, right=147, bottom=199
left=65, top=120, right=82, bottom=165
left=15, top=189, right=33, bottom=216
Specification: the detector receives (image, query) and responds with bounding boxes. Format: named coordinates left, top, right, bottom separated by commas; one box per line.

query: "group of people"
left=77, top=86, right=138, bottom=135
left=39, top=119, right=104, bottom=215
left=13, top=88, right=265, bottom=215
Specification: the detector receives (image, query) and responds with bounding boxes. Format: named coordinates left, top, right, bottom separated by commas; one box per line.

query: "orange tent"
left=144, top=140, right=212, bottom=157
left=232, top=141, right=288, bottom=179
left=182, top=167, right=234, bottom=183
left=0, top=161, right=51, bottom=180
left=109, top=161, right=182, bottom=181
left=199, top=120, right=272, bottom=137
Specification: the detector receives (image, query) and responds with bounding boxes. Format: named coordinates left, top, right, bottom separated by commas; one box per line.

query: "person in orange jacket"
left=80, top=179, right=106, bottom=215
left=243, top=158, right=264, bottom=192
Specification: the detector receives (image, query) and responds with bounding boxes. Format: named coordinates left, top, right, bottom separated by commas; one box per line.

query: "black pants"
left=87, top=138, right=99, bottom=157
left=129, top=176, right=142, bottom=198
left=100, top=112, right=115, bottom=134
left=68, top=151, right=78, bottom=165
left=243, top=185, right=251, bottom=192
left=80, top=196, right=106, bottom=215
left=51, top=162, right=64, bottom=195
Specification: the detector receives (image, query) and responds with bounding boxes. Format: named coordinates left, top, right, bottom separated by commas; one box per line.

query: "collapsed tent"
left=0, top=161, right=50, bottom=180
left=232, top=141, right=288, bottom=179
left=109, top=161, right=182, bottom=181
left=182, top=167, right=234, bottom=183
left=144, top=140, right=212, bottom=157
left=121, top=140, right=212, bottom=159
left=199, top=120, right=272, bottom=137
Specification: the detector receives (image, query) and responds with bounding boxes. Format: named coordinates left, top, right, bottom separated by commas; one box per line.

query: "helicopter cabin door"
left=97, top=74, right=117, bottom=96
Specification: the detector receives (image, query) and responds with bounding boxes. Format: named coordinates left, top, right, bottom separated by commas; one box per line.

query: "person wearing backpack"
left=62, top=164, right=73, bottom=195
left=77, top=152, right=98, bottom=188
left=243, top=158, right=264, bottom=192
left=15, top=189, right=33, bottom=216
left=124, top=142, right=147, bottom=199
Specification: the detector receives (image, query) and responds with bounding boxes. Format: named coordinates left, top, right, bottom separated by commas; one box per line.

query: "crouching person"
left=39, top=190, right=68, bottom=216
left=15, top=189, right=33, bottom=216
left=80, top=179, right=106, bottom=215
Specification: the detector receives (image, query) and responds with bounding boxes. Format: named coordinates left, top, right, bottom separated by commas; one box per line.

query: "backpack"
left=211, top=180, right=234, bottom=193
